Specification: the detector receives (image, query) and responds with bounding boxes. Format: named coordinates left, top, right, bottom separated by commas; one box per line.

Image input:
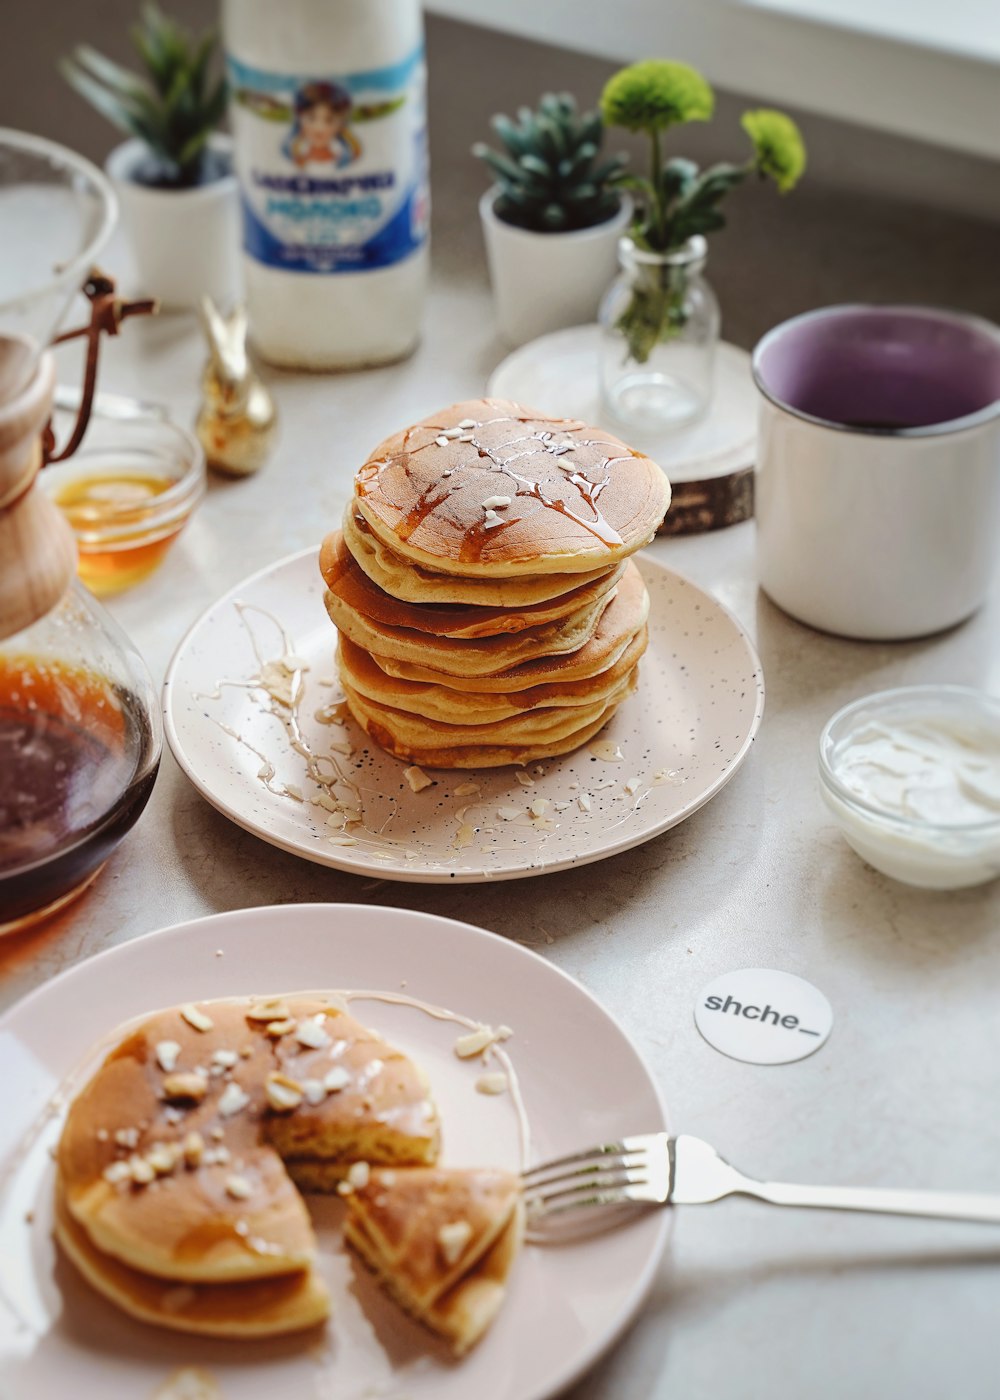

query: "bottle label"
left=225, top=45, right=428, bottom=275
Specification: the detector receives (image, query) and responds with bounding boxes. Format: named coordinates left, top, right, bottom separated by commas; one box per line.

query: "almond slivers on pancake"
left=57, top=996, right=439, bottom=1286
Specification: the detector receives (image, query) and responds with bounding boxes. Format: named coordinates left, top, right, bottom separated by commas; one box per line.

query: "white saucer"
left=163, top=548, right=764, bottom=883
left=0, top=903, right=670, bottom=1400
left=487, top=324, right=757, bottom=484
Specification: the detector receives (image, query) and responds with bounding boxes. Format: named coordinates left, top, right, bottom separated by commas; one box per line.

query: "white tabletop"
left=5, top=249, right=1000, bottom=1400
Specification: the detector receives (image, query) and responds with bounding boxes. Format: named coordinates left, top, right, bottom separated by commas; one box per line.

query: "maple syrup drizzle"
left=360, top=413, right=629, bottom=552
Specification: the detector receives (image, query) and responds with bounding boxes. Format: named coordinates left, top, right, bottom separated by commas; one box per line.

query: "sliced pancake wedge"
left=344, top=1166, right=524, bottom=1355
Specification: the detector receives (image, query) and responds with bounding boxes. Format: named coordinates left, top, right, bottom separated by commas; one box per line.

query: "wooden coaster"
left=487, top=328, right=757, bottom=535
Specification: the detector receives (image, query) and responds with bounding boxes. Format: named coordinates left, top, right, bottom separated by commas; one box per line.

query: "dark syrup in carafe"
left=0, top=656, right=158, bottom=926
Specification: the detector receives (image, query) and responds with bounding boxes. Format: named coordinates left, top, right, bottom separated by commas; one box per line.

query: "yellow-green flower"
left=741, top=109, right=806, bottom=192
left=601, top=61, right=714, bottom=133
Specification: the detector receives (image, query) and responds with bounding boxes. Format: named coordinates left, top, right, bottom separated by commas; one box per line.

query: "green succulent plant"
left=61, top=3, right=227, bottom=189
left=473, top=92, right=626, bottom=233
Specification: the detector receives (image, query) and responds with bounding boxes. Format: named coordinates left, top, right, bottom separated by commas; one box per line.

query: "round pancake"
left=367, top=561, right=650, bottom=694
left=54, top=1183, right=330, bottom=1338
left=353, top=397, right=671, bottom=577
left=336, top=626, right=648, bottom=724
left=341, top=668, right=636, bottom=751
left=343, top=506, right=621, bottom=607
left=58, top=996, right=439, bottom=1285
left=324, top=585, right=612, bottom=677
left=321, top=529, right=624, bottom=638
left=349, top=692, right=634, bottom=769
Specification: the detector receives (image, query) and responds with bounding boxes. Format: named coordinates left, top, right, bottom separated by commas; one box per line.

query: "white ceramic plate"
left=163, top=549, right=764, bottom=883
left=0, top=903, right=670, bottom=1400
left=487, top=325, right=757, bottom=482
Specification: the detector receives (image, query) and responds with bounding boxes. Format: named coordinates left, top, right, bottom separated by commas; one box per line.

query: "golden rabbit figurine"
left=196, top=297, right=277, bottom=477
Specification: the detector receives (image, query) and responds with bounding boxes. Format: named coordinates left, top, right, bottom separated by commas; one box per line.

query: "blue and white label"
left=226, top=46, right=428, bottom=275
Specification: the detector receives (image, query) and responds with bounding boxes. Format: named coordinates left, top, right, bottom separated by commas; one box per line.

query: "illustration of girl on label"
left=284, top=82, right=362, bottom=169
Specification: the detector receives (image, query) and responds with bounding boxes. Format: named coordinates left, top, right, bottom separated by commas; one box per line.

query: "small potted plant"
left=598, top=60, right=806, bottom=431
left=474, top=93, right=630, bottom=347
left=62, top=4, right=238, bottom=311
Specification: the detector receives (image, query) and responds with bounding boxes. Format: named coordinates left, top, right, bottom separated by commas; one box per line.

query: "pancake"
left=349, top=692, right=633, bottom=768
left=54, top=1184, right=329, bottom=1338
left=343, top=506, right=621, bottom=607
left=341, top=669, right=637, bottom=752
left=353, top=398, right=671, bottom=577
left=58, top=996, right=439, bottom=1285
left=336, top=626, right=648, bottom=724
left=344, top=1166, right=524, bottom=1355
left=368, top=562, right=649, bottom=694
left=321, top=528, right=624, bottom=638
left=324, top=584, right=612, bottom=677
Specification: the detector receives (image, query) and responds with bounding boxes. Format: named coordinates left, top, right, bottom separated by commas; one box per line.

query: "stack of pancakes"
left=321, top=398, right=671, bottom=768
left=55, top=995, right=522, bottom=1351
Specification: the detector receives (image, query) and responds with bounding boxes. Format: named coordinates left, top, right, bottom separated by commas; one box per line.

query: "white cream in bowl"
left=818, top=686, right=1000, bottom=889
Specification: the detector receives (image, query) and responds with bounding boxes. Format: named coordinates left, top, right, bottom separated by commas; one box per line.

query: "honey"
left=53, top=469, right=185, bottom=595
left=0, top=654, right=159, bottom=931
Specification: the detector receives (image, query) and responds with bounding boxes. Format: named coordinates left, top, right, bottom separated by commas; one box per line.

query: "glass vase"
left=599, top=234, right=720, bottom=433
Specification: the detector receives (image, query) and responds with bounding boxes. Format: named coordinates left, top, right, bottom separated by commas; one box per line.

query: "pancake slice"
left=54, top=1183, right=330, bottom=1338
left=344, top=1166, right=524, bottom=1355
left=336, top=626, right=648, bottom=724
left=343, top=505, right=621, bottom=607
left=322, top=528, right=624, bottom=638
left=353, top=398, right=671, bottom=577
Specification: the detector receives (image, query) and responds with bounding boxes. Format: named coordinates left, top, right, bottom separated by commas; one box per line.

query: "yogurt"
left=818, top=686, right=1000, bottom=889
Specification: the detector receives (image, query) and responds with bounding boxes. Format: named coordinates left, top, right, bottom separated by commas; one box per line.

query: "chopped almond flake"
left=265, top=1073, right=304, bottom=1112
left=404, top=765, right=434, bottom=792
left=183, top=1132, right=204, bottom=1168
left=225, top=1175, right=252, bottom=1200
left=103, top=1160, right=132, bottom=1185
left=180, top=1004, right=213, bottom=1033
left=324, top=1066, right=350, bottom=1092
left=437, top=1219, right=473, bottom=1265
left=246, top=998, right=291, bottom=1022
left=295, top=1018, right=331, bottom=1050
left=265, top=1018, right=296, bottom=1037
left=476, top=1072, right=509, bottom=1095
left=162, top=1073, right=208, bottom=1104
left=347, top=1161, right=370, bottom=1189
left=217, top=1083, right=251, bottom=1118
left=129, top=1155, right=155, bottom=1186
left=155, top=1041, right=181, bottom=1073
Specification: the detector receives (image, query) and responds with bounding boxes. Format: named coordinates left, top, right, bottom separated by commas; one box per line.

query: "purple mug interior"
left=753, top=305, right=1000, bottom=433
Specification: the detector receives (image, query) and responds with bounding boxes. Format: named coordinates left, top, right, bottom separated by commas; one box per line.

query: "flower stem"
left=650, top=126, right=664, bottom=246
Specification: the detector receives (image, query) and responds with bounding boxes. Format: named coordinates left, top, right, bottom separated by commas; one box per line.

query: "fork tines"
left=522, top=1133, right=667, bottom=1222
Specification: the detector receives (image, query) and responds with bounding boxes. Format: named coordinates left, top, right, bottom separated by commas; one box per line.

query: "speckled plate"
left=163, top=548, right=764, bottom=882
left=0, top=903, right=670, bottom=1400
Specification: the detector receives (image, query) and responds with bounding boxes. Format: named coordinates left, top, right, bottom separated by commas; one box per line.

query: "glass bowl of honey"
left=41, top=416, right=205, bottom=595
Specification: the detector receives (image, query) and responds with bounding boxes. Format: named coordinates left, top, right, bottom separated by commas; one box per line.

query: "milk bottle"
left=222, top=0, right=429, bottom=368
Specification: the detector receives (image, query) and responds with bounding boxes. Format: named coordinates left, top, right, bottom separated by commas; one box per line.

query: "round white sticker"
left=694, top=968, right=833, bottom=1065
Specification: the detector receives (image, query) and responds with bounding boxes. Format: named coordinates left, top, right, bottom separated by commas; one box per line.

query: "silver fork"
left=523, top=1133, right=1000, bottom=1237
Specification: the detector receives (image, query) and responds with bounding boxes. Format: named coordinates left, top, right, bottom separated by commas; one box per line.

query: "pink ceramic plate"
left=0, top=903, right=669, bottom=1399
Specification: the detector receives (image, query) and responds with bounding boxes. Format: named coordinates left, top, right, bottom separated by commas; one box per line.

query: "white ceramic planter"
left=105, top=135, right=241, bottom=311
left=753, top=305, right=1000, bottom=640
left=479, top=188, right=631, bottom=349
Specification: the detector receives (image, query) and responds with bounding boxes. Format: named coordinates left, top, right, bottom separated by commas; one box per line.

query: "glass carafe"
left=0, top=132, right=161, bottom=934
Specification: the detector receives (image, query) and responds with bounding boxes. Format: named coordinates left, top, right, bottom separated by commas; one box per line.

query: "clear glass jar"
left=599, top=234, right=720, bottom=432
left=0, top=581, right=162, bottom=934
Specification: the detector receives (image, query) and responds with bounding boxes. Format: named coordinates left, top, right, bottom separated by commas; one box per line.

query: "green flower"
left=601, top=61, right=714, bottom=134
left=741, top=109, right=806, bottom=192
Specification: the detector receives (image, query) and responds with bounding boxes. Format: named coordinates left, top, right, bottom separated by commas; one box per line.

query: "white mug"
left=752, top=305, right=1000, bottom=640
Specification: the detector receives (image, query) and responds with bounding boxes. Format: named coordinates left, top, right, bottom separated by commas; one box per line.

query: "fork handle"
left=742, top=1179, right=1000, bottom=1225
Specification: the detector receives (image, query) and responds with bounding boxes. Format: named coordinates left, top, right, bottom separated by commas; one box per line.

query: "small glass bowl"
left=41, top=416, right=205, bottom=595
left=818, top=685, right=1000, bottom=890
